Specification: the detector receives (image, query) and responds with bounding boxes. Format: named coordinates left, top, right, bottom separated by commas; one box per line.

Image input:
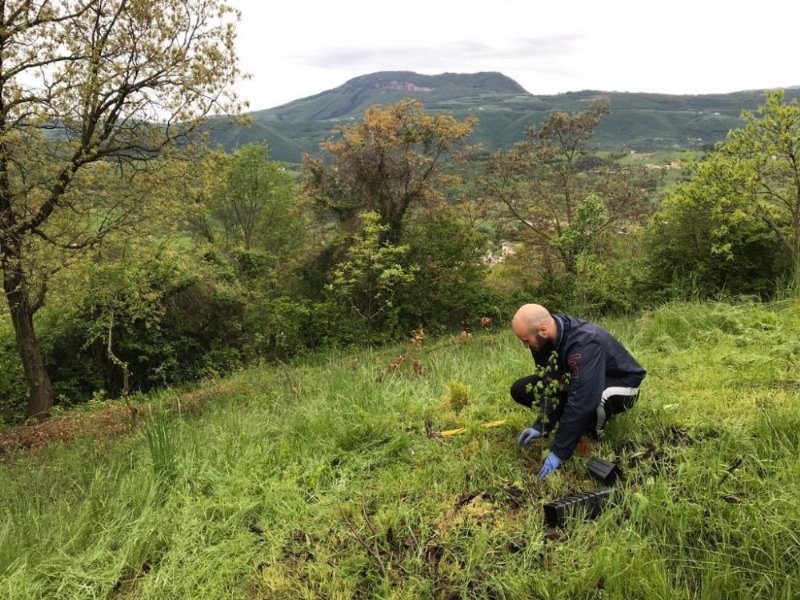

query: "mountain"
left=205, top=71, right=800, bottom=163
left=256, top=71, right=526, bottom=122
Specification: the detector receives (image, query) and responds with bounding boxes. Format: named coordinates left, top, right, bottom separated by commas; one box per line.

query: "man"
left=510, top=304, right=645, bottom=480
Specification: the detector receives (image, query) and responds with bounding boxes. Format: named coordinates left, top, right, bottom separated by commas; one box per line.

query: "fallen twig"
left=338, top=502, right=389, bottom=580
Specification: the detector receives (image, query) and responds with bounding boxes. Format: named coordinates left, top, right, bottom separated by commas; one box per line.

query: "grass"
left=2, top=300, right=800, bottom=598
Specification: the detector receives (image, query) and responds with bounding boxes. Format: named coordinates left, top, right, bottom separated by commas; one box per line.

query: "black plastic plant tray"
left=543, top=488, right=614, bottom=528
left=586, top=457, right=622, bottom=485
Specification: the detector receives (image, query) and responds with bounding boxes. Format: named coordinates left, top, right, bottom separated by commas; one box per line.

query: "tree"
left=212, top=143, right=299, bottom=253
left=327, top=212, right=416, bottom=344
left=482, top=101, right=660, bottom=283
left=397, top=208, right=490, bottom=330
left=303, top=99, right=476, bottom=244
left=722, top=91, right=800, bottom=271
left=645, top=168, right=787, bottom=299
left=645, top=91, right=800, bottom=298
left=0, top=0, right=241, bottom=419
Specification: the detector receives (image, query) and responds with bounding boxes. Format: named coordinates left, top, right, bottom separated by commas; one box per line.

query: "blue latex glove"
left=517, top=427, right=541, bottom=446
left=537, top=452, right=562, bottom=480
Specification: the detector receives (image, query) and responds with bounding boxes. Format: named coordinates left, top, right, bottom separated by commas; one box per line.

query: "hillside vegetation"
left=207, top=71, right=800, bottom=162
left=2, top=300, right=799, bottom=599
left=3, top=7, right=800, bottom=598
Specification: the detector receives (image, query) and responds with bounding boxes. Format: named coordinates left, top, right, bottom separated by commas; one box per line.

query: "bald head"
left=512, top=304, right=550, bottom=333
left=511, top=304, right=555, bottom=351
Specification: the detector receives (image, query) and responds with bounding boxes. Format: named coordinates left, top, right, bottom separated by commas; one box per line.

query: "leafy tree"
left=397, top=208, right=490, bottom=331
left=644, top=93, right=800, bottom=298
left=326, top=212, right=417, bottom=344
left=720, top=91, right=800, bottom=272
left=211, top=143, right=300, bottom=254
left=303, top=100, right=476, bottom=243
left=482, top=101, right=660, bottom=286
left=645, top=174, right=786, bottom=299
left=194, top=143, right=313, bottom=359
left=0, top=0, right=241, bottom=419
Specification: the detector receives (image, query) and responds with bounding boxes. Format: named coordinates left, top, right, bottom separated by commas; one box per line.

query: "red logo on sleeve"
left=567, top=354, right=582, bottom=378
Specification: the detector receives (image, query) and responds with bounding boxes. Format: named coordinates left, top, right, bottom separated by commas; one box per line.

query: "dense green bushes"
left=0, top=210, right=499, bottom=423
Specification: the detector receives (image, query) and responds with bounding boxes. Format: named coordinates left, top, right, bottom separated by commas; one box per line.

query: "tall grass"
left=143, top=401, right=179, bottom=492
left=1, top=300, right=800, bottom=598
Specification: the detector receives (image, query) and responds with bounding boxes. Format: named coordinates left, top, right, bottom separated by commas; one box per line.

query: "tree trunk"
left=2, top=260, right=54, bottom=420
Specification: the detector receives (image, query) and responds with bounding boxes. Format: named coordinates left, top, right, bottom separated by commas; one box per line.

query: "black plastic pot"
left=587, top=457, right=622, bottom=485
left=543, top=488, right=614, bottom=528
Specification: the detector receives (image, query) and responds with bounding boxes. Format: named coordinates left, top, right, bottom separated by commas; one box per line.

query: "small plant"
left=526, top=351, right=570, bottom=430
left=443, top=380, right=471, bottom=413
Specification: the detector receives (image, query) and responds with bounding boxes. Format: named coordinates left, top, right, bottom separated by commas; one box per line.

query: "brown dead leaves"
left=0, top=383, right=226, bottom=460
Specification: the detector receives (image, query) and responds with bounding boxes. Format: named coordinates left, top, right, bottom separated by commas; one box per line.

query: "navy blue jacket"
left=530, top=314, right=646, bottom=460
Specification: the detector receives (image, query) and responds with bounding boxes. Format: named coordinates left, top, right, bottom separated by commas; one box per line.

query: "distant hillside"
left=206, top=71, right=800, bottom=163
left=257, top=71, right=526, bottom=122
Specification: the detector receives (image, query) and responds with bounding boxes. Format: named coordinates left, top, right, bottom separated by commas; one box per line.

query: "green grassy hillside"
left=2, top=300, right=800, bottom=598
left=207, top=71, right=800, bottom=162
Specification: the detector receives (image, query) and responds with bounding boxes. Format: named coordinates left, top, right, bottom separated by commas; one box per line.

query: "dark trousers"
left=510, top=375, right=639, bottom=438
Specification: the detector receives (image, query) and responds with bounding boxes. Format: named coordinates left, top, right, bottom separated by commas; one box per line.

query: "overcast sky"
left=227, top=0, right=799, bottom=112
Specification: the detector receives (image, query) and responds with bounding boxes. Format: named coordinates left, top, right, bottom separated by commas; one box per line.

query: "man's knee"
left=510, top=376, right=537, bottom=408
